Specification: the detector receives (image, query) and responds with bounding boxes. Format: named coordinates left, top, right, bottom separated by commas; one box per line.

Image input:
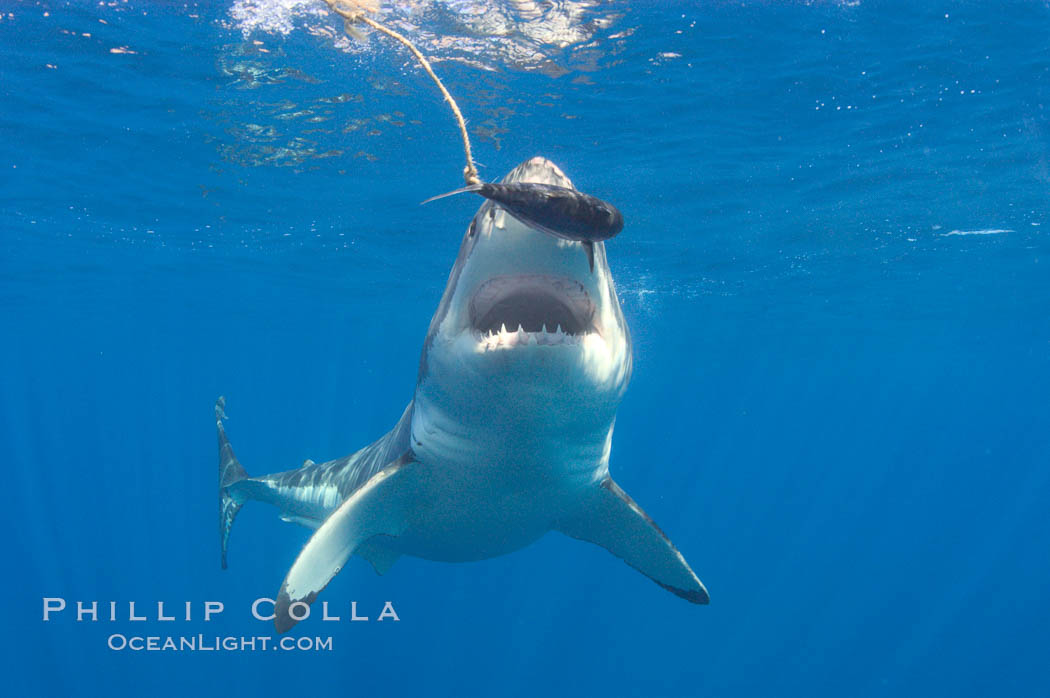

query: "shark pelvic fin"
left=274, top=453, right=418, bottom=633
left=420, top=184, right=483, bottom=205
left=556, top=478, right=709, bottom=604
left=217, top=397, right=249, bottom=571
left=357, top=537, right=401, bottom=576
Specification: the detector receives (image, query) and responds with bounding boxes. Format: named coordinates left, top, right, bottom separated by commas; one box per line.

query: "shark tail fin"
left=420, top=184, right=483, bottom=205
left=216, top=396, right=249, bottom=570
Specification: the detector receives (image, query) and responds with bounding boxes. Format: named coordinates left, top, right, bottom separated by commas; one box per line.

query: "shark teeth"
left=476, top=325, right=584, bottom=351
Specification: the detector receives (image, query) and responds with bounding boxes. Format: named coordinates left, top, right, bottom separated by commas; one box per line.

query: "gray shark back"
left=256, top=402, right=413, bottom=513
left=217, top=401, right=413, bottom=564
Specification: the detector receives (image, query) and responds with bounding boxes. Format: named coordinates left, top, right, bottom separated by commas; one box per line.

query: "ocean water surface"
left=2, top=1, right=1049, bottom=695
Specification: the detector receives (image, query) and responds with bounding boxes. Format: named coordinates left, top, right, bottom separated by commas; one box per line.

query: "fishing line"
left=320, top=1, right=623, bottom=247
left=323, top=0, right=481, bottom=186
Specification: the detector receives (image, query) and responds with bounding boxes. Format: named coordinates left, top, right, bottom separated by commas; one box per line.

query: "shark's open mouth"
left=469, top=274, right=596, bottom=347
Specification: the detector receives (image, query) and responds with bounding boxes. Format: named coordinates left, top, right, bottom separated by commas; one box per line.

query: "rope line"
left=325, top=1, right=481, bottom=185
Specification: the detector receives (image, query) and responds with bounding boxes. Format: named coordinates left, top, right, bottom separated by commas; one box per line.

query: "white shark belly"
left=391, top=476, right=560, bottom=562
left=392, top=398, right=611, bottom=562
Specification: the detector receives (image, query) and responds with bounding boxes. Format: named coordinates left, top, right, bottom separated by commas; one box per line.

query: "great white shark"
left=217, top=157, right=708, bottom=632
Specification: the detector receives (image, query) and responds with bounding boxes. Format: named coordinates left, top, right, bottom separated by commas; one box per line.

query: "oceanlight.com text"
left=106, top=634, right=333, bottom=652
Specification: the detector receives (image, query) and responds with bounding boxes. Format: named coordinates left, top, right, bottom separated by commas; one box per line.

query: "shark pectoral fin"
left=274, top=455, right=418, bottom=633
left=357, top=537, right=401, bottom=576
left=556, top=478, right=709, bottom=604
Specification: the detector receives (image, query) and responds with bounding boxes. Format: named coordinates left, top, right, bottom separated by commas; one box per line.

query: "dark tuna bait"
left=424, top=182, right=624, bottom=243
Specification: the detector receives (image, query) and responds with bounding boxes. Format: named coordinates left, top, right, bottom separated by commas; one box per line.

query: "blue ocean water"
left=3, top=0, right=1049, bottom=695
